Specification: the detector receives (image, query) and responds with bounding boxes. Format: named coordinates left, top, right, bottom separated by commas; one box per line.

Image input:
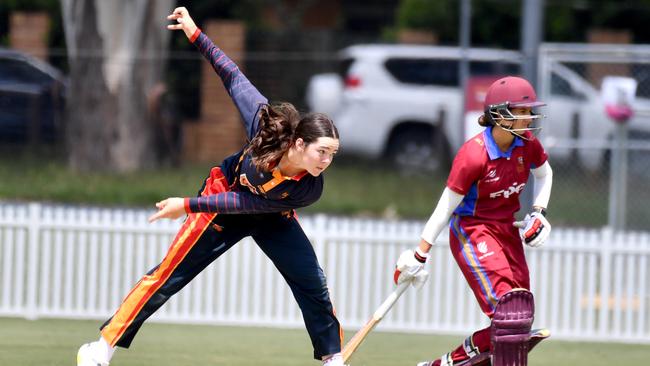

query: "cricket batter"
left=77, top=7, right=345, bottom=366
left=394, top=76, right=553, bottom=366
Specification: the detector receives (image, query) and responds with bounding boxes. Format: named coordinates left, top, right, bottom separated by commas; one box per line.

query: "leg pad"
left=490, top=289, right=535, bottom=366
left=459, top=328, right=550, bottom=366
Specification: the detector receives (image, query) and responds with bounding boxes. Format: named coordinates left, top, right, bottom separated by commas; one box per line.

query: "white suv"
left=306, top=44, right=650, bottom=172
left=308, top=44, right=523, bottom=171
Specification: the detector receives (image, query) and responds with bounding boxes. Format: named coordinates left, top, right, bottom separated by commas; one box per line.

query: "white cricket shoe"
left=77, top=343, right=109, bottom=366
left=323, top=353, right=346, bottom=366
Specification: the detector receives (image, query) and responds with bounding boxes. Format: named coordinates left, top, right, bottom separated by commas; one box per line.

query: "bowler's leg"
left=253, top=215, right=342, bottom=360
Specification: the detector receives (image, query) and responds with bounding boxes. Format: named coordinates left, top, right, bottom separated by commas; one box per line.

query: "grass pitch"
left=0, top=317, right=649, bottom=365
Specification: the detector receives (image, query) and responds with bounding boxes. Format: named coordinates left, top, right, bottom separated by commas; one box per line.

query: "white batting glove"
left=393, top=249, right=429, bottom=290
left=513, top=211, right=551, bottom=248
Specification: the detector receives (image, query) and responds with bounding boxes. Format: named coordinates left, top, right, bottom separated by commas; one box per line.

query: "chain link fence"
left=4, top=30, right=650, bottom=231
left=539, top=44, right=650, bottom=231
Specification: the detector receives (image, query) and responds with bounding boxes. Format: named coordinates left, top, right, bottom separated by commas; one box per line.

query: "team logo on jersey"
left=517, top=156, right=525, bottom=172
left=485, top=169, right=500, bottom=183
left=489, top=182, right=526, bottom=199
left=474, top=138, right=484, bottom=146
left=476, top=241, right=494, bottom=260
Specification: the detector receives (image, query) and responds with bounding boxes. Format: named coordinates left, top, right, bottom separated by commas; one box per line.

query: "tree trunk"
left=61, top=0, right=173, bottom=172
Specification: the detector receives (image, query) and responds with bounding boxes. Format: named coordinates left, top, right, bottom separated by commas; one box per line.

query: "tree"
left=394, top=0, right=650, bottom=48
left=394, top=0, right=521, bottom=48
left=60, top=0, right=173, bottom=172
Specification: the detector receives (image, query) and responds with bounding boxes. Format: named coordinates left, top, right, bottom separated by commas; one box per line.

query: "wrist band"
left=189, top=28, right=202, bottom=43
left=414, top=248, right=429, bottom=263
left=533, top=207, right=547, bottom=217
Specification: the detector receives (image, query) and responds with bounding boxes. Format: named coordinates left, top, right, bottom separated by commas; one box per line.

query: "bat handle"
left=372, top=281, right=410, bottom=321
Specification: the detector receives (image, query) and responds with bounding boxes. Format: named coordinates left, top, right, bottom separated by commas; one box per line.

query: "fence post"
left=26, top=202, right=41, bottom=320
left=313, top=214, right=327, bottom=261
left=608, top=123, right=629, bottom=230
left=598, top=228, right=613, bottom=336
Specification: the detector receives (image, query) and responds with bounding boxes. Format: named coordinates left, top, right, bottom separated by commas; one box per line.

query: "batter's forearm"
left=531, top=161, right=553, bottom=210
left=418, top=238, right=433, bottom=254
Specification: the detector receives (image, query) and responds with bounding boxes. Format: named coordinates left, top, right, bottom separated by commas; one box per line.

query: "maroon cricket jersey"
left=448, top=127, right=548, bottom=222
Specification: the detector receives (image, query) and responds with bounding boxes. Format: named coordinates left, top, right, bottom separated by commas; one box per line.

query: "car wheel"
left=387, top=128, right=450, bottom=174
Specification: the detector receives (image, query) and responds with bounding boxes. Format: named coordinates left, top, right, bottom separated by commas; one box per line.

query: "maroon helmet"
left=484, top=76, right=545, bottom=111
left=483, top=76, right=545, bottom=137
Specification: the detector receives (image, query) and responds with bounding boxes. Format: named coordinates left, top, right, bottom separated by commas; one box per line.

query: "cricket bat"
left=342, top=281, right=410, bottom=363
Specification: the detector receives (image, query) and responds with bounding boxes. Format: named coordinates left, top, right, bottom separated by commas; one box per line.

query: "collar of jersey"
left=259, top=167, right=307, bottom=193
left=266, top=160, right=309, bottom=181
left=282, top=168, right=308, bottom=181
left=483, top=126, right=523, bottom=160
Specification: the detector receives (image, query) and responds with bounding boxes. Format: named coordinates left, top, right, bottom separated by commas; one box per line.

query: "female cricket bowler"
left=393, top=76, right=553, bottom=366
left=77, top=7, right=345, bottom=366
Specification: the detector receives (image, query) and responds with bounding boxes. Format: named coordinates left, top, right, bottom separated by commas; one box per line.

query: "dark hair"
left=478, top=113, right=492, bottom=127
left=246, top=103, right=338, bottom=171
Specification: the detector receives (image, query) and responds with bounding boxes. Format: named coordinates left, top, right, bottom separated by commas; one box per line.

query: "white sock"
left=93, top=336, right=116, bottom=364
left=323, top=353, right=344, bottom=366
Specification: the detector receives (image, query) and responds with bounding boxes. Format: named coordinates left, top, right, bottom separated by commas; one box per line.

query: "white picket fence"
left=0, top=202, right=649, bottom=344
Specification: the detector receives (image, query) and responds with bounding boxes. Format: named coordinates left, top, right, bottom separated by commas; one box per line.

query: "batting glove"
left=513, top=211, right=551, bottom=248
left=394, top=249, right=429, bottom=290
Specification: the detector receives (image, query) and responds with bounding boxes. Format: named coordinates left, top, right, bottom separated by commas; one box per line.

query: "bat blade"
left=342, top=282, right=410, bottom=363
left=342, top=317, right=378, bottom=362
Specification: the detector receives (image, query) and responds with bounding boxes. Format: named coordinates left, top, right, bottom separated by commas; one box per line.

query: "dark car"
left=0, top=47, right=67, bottom=143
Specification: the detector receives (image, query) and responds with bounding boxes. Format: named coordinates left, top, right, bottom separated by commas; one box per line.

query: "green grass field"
left=0, top=317, right=648, bottom=365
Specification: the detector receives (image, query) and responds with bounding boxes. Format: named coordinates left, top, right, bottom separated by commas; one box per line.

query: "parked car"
left=541, top=59, right=650, bottom=171
left=306, top=43, right=650, bottom=172
left=0, top=47, right=67, bottom=143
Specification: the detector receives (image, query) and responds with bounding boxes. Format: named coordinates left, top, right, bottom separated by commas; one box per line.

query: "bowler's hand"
left=148, top=197, right=186, bottom=222
left=167, top=7, right=198, bottom=39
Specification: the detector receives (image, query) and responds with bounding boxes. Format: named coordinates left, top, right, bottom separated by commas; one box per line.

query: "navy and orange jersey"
left=185, top=31, right=324, bottom=214
left=448, top=127, right=547, bottom=221
left=192, top=30, right=267, bottom=139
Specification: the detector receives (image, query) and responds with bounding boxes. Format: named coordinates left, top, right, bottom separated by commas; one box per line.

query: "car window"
left=636, top=77, right=650, bottom=98
left=384, top=58, right=521, bottom=87
left=0, top=58, right=50, bottom=85
left=470, top=61, right=520, bottom=76
left=385, top=58, right=458, bottom=86
left=338, top=58, right=354, bottom=78
left=631, top=64, right=650, bottom=98
left=551, top=72, right=583, bottom=99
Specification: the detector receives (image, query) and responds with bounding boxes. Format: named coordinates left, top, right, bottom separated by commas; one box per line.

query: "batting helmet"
left=483, top=76, right=545, bottom=129
left=484, top=76, right=545, bottom=110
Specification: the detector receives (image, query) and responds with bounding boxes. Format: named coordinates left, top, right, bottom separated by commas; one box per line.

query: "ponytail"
left=246, top=103, right=338, bottom=172
left=478, top=113, right=492, bottom=127
left=246, top=103, right=300, bottom=171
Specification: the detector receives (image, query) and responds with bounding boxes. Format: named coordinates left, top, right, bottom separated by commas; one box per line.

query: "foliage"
left=0, top=0, right=59, bottom=12
left=394, top=0, right=650, bottom=48
left=396, top=0, right=456, bottom=34
left=0, top=0, right=62, bottom=52
left=394, top=0, right=521, bottom=48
